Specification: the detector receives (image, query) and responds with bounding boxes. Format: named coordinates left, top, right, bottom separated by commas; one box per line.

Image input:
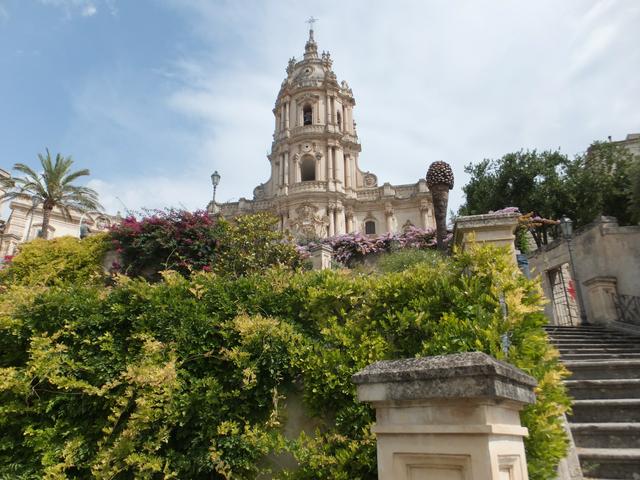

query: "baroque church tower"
left=215, top=24, right=436, bottom=239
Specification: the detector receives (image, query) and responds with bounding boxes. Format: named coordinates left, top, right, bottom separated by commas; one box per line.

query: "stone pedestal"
left=352, top=352, right=537, bottom=480
left=453, top=213, right=520, bottom=264
left=309, top=244, right=333, bottom=270
left=583, top=276, right=618, bottom=326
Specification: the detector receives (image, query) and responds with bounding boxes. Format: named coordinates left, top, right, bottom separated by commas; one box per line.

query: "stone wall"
left=528, top=216, right=640, bottom=326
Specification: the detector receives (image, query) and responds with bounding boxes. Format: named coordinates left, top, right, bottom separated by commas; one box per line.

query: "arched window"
left=301, top=156, right=316, bottom=181
left=303, top=104, right=313, bottom=125
left=365, top=220, right=376, bottom=235
left=336, top=110, right=342, bottom=131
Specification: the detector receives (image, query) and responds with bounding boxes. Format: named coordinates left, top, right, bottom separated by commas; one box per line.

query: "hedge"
left=0, top=234, right=569, bottom=479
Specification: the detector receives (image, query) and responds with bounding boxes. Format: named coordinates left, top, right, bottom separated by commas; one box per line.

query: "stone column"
left=336, top=205, right=345, bottom=235
left=325, top=94, right=330, bottom=125
left=328, top=205, right=335, bottom=237
left=385, top=202, right=394, bottom=233
left=277, top=160, right=282, bottom=189
left=420, top=200, right=431, bottom=229
left=352, top=352, right=536, bottom=480
left=344, top=154, right=351, bottom=189
left=345, top=207, right=354, bottom=233
left=285, top=102, right=290, bottom=130
left=315, top=153, right=322, bottom=181
left=327, top=146, right=334, bottom=181
left=334, top=148, right=344, bottom=185
left=283, top=152, right=289, bottom=186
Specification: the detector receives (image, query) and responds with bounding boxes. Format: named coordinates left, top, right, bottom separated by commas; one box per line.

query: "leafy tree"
left=459, top=150, right=572, bottom=220
left=0, top=150, right=102, bottom=239
left=460, top=143, right=639, bottom=229
left=567, top=141, right=635, bottom=226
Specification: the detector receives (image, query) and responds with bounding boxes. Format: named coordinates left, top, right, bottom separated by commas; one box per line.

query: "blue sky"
left=1, top=0, right=639, bottom=216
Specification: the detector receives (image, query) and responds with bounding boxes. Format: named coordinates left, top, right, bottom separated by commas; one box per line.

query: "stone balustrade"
left=288, top=181, right=329, bottom=194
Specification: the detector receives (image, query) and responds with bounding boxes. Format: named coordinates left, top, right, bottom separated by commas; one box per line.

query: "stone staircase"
left=545, top=324, right=640, bottom=479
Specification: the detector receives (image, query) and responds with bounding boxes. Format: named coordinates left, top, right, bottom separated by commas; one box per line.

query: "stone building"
left=212, top=26, right=436, bottom=239
left=0, top=168, right=117, bottom=257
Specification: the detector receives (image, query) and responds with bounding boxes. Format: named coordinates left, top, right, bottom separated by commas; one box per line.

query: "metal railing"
left=612, top=294, right=640, bottom=325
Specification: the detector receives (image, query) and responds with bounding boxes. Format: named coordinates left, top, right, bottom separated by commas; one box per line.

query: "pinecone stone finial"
left=426, top=161, right=454, bottom=190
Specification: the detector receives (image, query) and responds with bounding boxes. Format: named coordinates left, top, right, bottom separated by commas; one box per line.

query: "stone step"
left=564, top=359, right=640, bottom=379
left=560, top=352, right=640, bottom=360
left=570, top=399, right=640, bottom=423
left=551, top=341, right=640, bottom=347
left=571, top=423, right=640, bottom=449
left=559, top=347, right=640, bottom=354
left=578, top=447, right=640, bottom=479
left=566, top=379, right=640, bottom=400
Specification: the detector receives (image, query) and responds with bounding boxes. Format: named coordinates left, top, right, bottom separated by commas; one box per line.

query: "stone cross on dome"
left=306, top=16, right=318, bottom=40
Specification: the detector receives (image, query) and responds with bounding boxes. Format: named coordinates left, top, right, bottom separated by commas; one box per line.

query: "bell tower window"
left=365, top=220, right=376, bottom=235
left=303, top=104, right=313, bottom=125
left=301, top=155, right=316, bottom=181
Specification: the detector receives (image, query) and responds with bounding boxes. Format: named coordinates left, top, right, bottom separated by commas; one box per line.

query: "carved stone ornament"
left=384, top=202, right=394, bottom=217
left=402, top=219, right=415, bottom=232
left=286, top=57, right=296, bottom=75
left=315, top=151, right=323, bottom=160
left=289, top=204, right=328, bottom=240
left=420, top=199, right=431, bottom=212
left=293, top=153, right=300, bottom=163
left=253, top=184, right=265, bottom=200
left=364, top=173, right=378, bottom=188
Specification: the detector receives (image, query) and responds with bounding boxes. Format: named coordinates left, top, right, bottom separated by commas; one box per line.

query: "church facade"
left=212, top=27, right=436, bottom=239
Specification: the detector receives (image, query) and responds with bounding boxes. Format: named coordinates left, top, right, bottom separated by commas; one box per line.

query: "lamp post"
left=211, top=171, right=221, bottom=214
left=559, top=215, right=587, bottom=324
left=24, top=195, right=39, bottom=241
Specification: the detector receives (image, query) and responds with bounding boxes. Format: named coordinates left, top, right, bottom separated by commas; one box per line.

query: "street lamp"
left=211, top=171, right=221, bottom=213
left=559, top=215, right=587, bottom=324
left=24, top=195, right=39, bottom=241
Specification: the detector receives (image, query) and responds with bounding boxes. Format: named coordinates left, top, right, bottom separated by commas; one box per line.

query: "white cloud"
left=66, top=0, right=640, bottom=214
left=81, top=4, right=97, bottom=17
left=0, top=2, right=8, bottom=23
left=38, top=0, right=114, bottom=18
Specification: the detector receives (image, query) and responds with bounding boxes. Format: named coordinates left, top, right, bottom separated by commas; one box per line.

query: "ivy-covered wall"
left=0, top=219, right=570, bottom=480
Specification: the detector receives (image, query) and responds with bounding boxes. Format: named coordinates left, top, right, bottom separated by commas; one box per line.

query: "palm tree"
left=0, top=150, right=102, bottom=239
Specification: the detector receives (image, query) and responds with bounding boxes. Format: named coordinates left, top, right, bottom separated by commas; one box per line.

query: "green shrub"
left=0, top=234, right=108, bottom=287
left=0, top=245, right=569, bottom=479
left=374, top=248, right=441, bottom=273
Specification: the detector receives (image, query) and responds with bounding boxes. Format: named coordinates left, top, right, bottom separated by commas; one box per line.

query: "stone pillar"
left=328, top=205, right=335, bottom=237
left=453, top=212, right=520, bottom=265
left=277, top=161, right=282, bottom=189
left=335, top=148, right=344, bottom=185
left=344, top=154, right=352, bottom=189
left=385, top=202, right=394, bottom=233
left=346, top=208, right=354, bottom=233
left=352, top=352, right=536, bottom=480
left=420, top=200, right=431, bottom=229
left=283, top=152, right=289, bottom=186
left=309, top=244, right=332, bottom=270
left=285, top=102, right=290, bottom=130
left=584, top=276, right=618, bottom=326
left=336, top=205, right=345, bottom=235
left=327, top=146, right=334, bottom=181
left=325, top=94, right=330, bottom=124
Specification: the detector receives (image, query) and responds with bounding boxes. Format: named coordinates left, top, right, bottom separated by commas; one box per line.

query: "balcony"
left=289, top=181, right=328, bottom=194
left=290, top=125, right=326, bottom=137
